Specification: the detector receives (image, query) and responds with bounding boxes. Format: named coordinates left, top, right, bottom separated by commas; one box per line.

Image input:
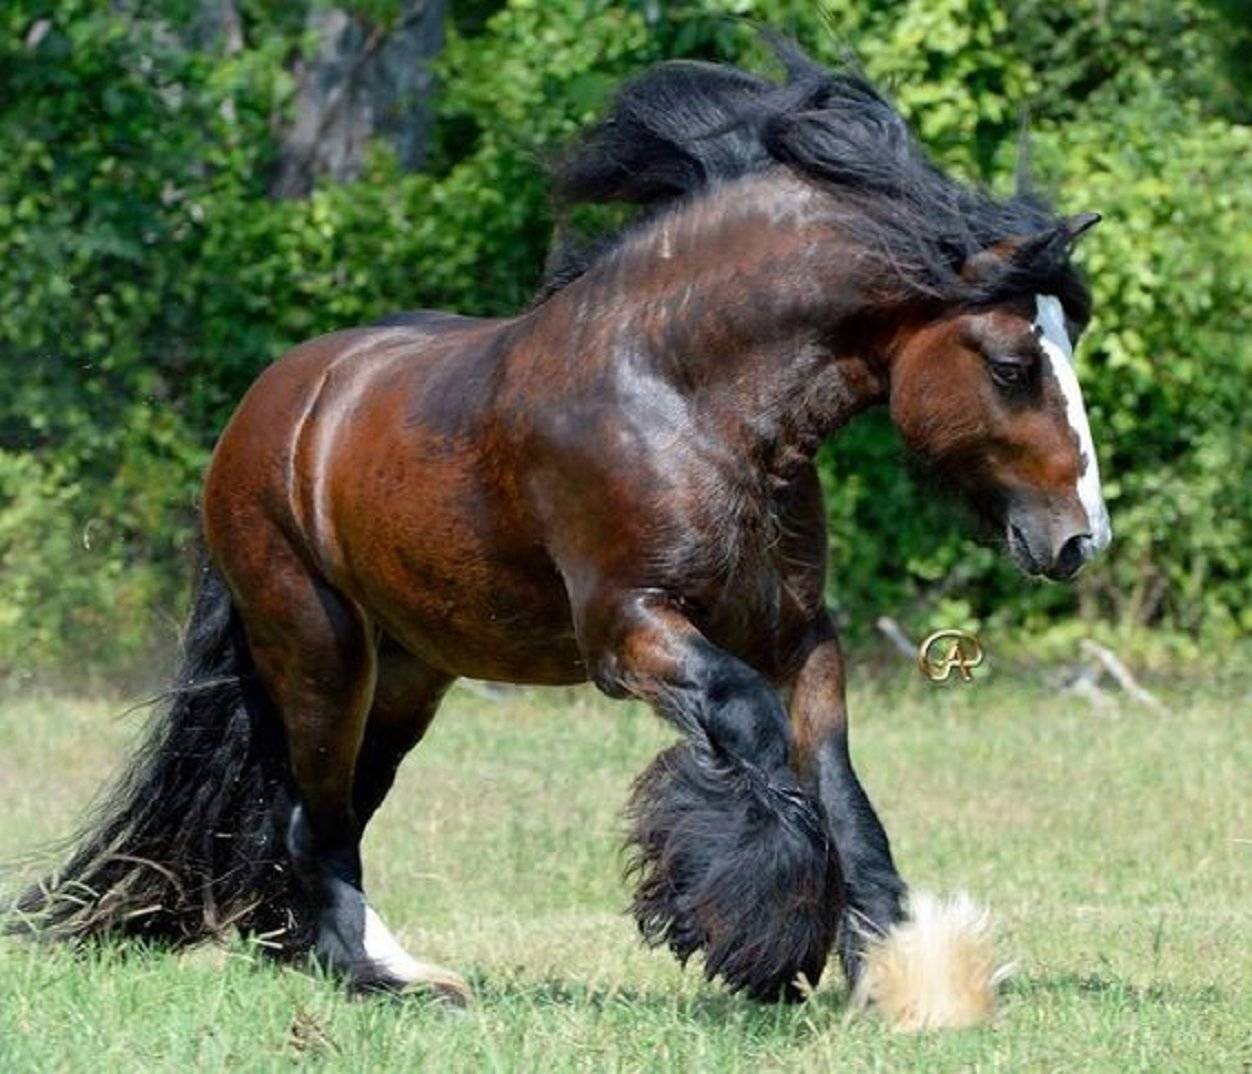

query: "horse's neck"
left=542, top=175, right=890, bottom=461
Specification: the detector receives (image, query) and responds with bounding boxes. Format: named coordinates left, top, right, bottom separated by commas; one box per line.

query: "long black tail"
left=7, top=562, right=312, bottom=952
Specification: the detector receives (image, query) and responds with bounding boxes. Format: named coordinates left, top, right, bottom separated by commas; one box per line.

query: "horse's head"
left=888, top=213, right=1111, bottom=581
left=540, top=37, right=1113, bottom=584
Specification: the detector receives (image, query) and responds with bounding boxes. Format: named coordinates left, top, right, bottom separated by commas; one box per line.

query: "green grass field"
left=1, top=674, right=1249, bottom=1073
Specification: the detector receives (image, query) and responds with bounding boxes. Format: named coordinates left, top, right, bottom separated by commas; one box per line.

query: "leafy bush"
left=1, top=0, right=1248, bottom=679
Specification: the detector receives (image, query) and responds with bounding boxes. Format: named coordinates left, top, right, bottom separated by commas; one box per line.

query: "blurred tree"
left=272, top=0, right=446, bottom=197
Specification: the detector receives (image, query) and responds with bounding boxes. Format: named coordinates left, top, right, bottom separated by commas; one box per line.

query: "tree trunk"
left=272, top=0, right=446, bottom=199
left=190, top=0, right=243, bottom=55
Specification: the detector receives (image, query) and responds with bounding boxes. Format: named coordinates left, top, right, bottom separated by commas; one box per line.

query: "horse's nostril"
left=1053, top=533, right=1093, bottom=579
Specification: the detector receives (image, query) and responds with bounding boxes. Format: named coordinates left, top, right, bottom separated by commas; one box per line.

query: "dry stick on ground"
left=1079, top=639, right=1167, bottom=714
left=876, top=616, right=917, bottom=661
left=1063, top=663, right=1116, bottom=712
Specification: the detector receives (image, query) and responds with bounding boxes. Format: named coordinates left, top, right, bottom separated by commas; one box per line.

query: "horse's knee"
left=576, top=591, right=792, bottom=770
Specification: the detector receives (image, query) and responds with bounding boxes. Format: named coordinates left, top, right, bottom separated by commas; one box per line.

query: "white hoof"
left=852, top=890, right=1013, bottom=1031
left=358, top=905, right=472, bottom=1006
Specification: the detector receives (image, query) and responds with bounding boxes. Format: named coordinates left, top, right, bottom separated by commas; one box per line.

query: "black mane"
left=539, top=38, right=1090, bottom=317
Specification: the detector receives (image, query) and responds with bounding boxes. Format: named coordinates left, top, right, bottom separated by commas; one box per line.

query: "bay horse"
left=12, top=41, right=1109, bottom=1027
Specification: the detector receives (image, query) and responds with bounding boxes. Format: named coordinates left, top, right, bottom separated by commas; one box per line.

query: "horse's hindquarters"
left=205, top=320, right=589, bottom=687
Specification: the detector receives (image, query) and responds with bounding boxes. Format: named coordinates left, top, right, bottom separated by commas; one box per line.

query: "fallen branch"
left=876, top=616, right=916, bottom=661
left=1079, top=640, right=1167, bottom=714
left=1061, top=664, right=1116, bottom=713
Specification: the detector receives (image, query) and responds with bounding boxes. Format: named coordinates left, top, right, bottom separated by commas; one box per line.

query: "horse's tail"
left=7, top=561, right=311, bottom=953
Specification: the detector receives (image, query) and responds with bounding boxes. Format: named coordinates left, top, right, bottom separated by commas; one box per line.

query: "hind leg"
left=341, top=639, right=471, bottom=1001
left=229, top=550, right=466, bottom=1001
left=354, top=636, right=452, bottom=828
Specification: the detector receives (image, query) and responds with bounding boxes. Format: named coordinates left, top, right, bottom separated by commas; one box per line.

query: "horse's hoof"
left=397, top=969, right=474, bottom=1009
left=851, top=890, right=1013, bottom=1031
left=351, top=962, right=474, bottom=1008
left=320, top=903, right=473, bottom=1008
left=363, top=906, right=471, bottom=1004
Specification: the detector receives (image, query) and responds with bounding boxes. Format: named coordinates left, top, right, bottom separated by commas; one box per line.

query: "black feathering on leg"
left=625, top=739, right=843, bottom=1002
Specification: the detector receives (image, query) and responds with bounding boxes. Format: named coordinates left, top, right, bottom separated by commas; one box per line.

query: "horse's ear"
left=959, top=234, right=1045, bottom=283
left=1063, top=211, right=1101, bottom=245
left=960, top=213, right=1100, bottom=284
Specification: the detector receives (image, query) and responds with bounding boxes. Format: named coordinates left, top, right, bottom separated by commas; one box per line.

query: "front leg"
left=787, top=619, right=907, bottom=985
left=580, top=590, right=840, bottom=1001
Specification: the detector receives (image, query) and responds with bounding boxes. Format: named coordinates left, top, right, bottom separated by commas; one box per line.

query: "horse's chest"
left=685, top=492, right=826, bottom=680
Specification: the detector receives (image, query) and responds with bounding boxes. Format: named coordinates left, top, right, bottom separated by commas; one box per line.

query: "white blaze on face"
left=1034, top=294, right=1112, bottom=549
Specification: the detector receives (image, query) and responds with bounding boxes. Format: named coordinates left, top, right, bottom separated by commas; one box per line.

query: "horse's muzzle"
left=1007, top=518, right=1096, bottom=581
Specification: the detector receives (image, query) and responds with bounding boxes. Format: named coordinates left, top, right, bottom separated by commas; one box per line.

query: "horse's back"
left=205, top=307, right=512, bottom=526
left=369, top=308, right=486, bottom=331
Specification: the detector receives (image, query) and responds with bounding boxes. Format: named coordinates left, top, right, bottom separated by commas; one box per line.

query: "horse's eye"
left=988, top=359, right=1029, bottom=388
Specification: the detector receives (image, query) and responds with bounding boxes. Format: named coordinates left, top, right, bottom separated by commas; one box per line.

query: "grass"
left=1, top=673, right=1249, bottom=1073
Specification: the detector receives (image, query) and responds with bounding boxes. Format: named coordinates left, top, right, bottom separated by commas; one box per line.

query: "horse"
left=11, top=40, right=1110, bottom=1028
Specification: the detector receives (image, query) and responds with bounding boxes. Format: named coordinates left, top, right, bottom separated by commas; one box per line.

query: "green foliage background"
left=1, top=0, right=1250, bottom=679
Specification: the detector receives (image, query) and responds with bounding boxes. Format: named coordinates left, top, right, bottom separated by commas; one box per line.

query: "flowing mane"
left=540, top=38, right=1089, bottom=318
